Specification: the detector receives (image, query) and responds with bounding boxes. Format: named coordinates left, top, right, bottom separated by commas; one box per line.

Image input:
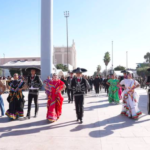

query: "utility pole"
left=64, top=11, right=69, bottom=70
left=112, top=41, right=113, bottom=73
left=126, top=51, right=128, bottom=69
left=3, top=53, right=5, bottom=77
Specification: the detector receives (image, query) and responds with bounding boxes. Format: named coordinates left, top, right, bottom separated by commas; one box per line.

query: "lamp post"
left=126, top=51, right=128, bottom=69
left=3, top=53, right=5, bottom=77
left=112, top=41, right=114, bottom=74
left=64, top=11, right=69, bottom=70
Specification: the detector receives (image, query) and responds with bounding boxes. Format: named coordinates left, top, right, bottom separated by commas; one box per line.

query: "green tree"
left=114, top=65, right=125, bottom=71
left=56, top=64, right=68, bottom=71
left=0, top=68, right=2, bottom=76
left=97, top=65, right=101, bottom=73
left=137, top=67, right=150, bottom=76
left=144, top=52, right=150, bottom=63
left=103, top=52, right=111, bottom=76
left=9, top=69, right=21, bottom=77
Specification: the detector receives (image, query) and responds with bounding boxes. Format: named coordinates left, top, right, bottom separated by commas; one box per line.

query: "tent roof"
left=0, top=61, right=56, bottom=70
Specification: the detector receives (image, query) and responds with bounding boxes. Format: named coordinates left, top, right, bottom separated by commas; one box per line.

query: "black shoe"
left=34, top=115, right=37, bottom=118
left=68, top=100, right=70, bottom=103
left=80, top=120, right=83, bottom=124
left=76, top=119, right=79, bottom=122
left=26, top=115, right=30, bottom=119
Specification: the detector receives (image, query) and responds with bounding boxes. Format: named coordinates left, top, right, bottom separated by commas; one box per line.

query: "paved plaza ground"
left=0, top=88, right=150, bottom=150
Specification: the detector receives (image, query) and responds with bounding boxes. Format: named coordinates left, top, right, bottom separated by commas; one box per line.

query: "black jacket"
left=71, top=78, right=87, bottom=96
left=27, top=75, right=43, bottom=89
left=94, top=78, right=100, bottom=86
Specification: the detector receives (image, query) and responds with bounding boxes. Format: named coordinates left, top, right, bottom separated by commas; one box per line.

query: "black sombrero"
left=72, top=67, right=87, bottom=73
left=121, top=70, right=127, bottom=73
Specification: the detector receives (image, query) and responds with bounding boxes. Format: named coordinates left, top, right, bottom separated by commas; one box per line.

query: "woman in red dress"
left=45, top=73, right=66, bottom=123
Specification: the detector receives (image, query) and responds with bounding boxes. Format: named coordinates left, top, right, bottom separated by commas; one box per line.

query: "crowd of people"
left=0, top=68, right=143, bottom=125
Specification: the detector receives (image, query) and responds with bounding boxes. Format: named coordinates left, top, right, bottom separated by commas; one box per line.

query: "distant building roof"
left=0, top=61, right=56, bottom=71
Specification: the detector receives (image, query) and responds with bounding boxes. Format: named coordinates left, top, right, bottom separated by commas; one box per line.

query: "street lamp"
left=126, top=51, right=128, bottom=69
left=64, top=11, right=69, bottom=70
left=112, top=41, right=114, bottom=74
left=3, top=53, right=5, bottom=77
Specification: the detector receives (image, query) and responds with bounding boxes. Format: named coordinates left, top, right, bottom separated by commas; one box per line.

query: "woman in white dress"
left=119, top=71, right=142, bottom=119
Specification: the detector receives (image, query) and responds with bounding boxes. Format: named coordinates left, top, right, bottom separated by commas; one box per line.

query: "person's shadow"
left=70, top=114, right=150, bottom=138
left=0, top=120, right=78, bottom=138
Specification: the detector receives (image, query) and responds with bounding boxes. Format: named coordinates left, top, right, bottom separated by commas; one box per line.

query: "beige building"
left=53, top=40, right=76, bottom=69
left=0, top=40, right=77, bottom=69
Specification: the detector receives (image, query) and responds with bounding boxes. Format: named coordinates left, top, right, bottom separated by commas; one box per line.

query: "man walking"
left=71, top=67, right=89, bottom=123
left=67, top=71, right=74, bottom=103
left=26, top=69, right=43, bottom=119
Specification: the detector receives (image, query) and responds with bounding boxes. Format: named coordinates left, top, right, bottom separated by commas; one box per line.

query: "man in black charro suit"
left=71, top=67, right=90, bottom=123
left=26, top=69, right=43, bottom=119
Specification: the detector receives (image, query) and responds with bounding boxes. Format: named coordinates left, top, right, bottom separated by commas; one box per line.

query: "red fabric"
left=77, top=79, right=80, bottom=82
left=46, top=79, right=64, bottom=122
left=118, top=87, right=122, bottom=100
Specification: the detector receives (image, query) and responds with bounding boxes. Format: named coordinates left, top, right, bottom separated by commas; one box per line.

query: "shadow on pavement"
left=70, top=114, right=150, bottom=138
left=88, top=100, right=108, bottom=104
left=138, top=95, right=148, bottom=114
left=0, top=120, right=77, bottom=138
left=84, top=103, right=116, bottom=111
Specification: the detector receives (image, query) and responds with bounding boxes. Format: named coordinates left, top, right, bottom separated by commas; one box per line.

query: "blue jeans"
left=0, top=95, right=5, bottom=116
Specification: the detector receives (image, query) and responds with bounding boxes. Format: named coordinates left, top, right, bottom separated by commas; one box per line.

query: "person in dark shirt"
left=93, top=75, right=100, bottom=96
left=99, top=75, right=103, bottom=91
left=67, top=71, right=74, bottom=103
left=88, top=76, right=94, bottom=91
left=61, top=75, right=68, bottom=95
left=103, top=75, right=110, bottom=95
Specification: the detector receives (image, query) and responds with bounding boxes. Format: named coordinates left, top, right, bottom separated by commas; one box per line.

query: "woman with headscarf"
left=45, top=73, right=66, bottom=123
left=119, top=71, right=142, bottom=119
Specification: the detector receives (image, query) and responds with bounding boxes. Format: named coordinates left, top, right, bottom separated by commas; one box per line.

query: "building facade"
left=53, top=40, right=76, bottom=69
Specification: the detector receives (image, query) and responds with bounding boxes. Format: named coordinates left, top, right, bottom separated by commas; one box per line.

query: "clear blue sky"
left=0, top=0, right=150, bottom=75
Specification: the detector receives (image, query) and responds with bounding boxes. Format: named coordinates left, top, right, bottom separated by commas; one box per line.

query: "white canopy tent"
left=0, top=61, right=56, bottom=71
left=0, top=61, right=57, bottom=76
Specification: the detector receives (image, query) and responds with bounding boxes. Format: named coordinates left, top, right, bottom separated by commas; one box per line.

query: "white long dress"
left=120, top=79, right=142, bottom=119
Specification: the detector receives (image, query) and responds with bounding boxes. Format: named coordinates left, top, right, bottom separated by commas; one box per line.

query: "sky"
left=0, top=0, right=150, bottom=75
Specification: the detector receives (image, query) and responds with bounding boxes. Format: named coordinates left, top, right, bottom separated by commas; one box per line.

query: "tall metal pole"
left=126, top=51, right=128, bottom=69
left=64, top=11, right=69, bottom=70
left=41, top=0, right=53, bottom=81
left=112, top=41, right=113, bottom=72
left=3, top=53, right=5, bottom=77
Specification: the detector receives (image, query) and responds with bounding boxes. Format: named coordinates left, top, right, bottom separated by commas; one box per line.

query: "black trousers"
left=99, top=84, right=102, bottom=91
left=27, top=93, right=39, bottom=116
left=105, top=85, right=109, bottom=94
left=74, top=95, right=84, bottom=120
left=67, top=89, right=73, bottom=102
left=95, top=85, right=99, bottom=94
left=90, top=84, right=93, bottom=90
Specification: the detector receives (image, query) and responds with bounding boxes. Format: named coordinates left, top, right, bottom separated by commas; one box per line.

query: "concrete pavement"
left=0, top=89, right=150, bottom=150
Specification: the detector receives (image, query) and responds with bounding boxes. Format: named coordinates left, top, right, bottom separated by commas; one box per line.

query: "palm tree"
left=144, top=52, right=150, bottom=63
left=103, top=52, right=111, bottom=76
left=97, top=65, right=101, bottom=73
